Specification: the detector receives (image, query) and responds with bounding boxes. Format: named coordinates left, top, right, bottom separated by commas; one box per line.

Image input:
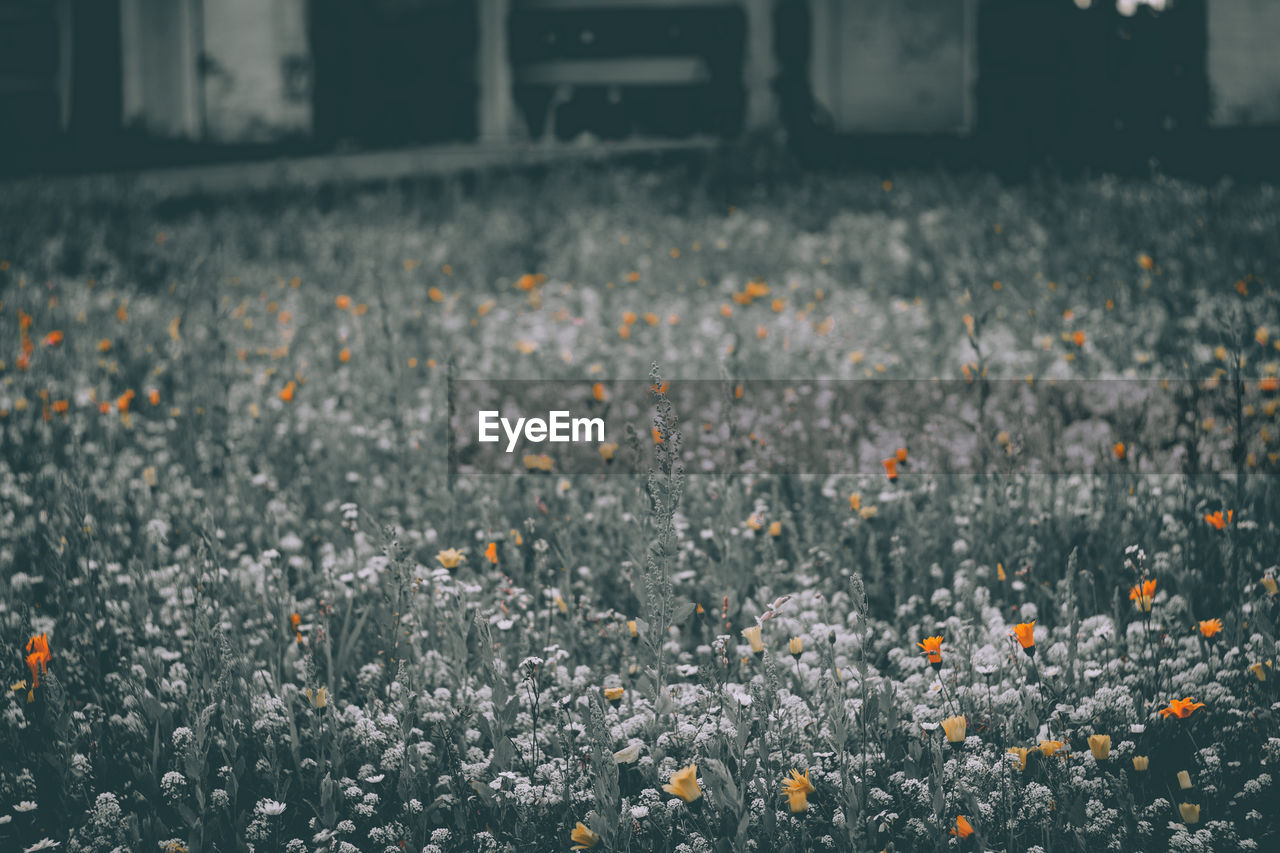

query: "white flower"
left=363, top=774, right=385, bottom=784
left=13, top=801, right=38, bottom=812
left=256, top=799, right=286, bottom=816
left=24, top=841, right=60, bottom=852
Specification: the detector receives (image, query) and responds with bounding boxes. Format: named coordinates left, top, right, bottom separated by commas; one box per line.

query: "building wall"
left=201, top=0, right=311, bottom=142
left=1207, top=0, right=1280, bottom=126
left=810, top=0, right=975, bottom=134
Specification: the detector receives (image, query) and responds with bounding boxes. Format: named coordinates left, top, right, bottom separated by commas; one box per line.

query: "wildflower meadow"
left=2, top=167, right=1279, bottom=852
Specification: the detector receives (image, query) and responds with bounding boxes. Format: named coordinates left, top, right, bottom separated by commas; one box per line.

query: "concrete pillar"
left=119, top=0, right=201, bottom=138
left=478, top=0, right=518, bottom=142
left=742, top=0, right=779, bottom=130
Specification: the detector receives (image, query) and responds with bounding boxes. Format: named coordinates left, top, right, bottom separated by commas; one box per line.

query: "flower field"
left=2, top=167, right=1279, bottom=852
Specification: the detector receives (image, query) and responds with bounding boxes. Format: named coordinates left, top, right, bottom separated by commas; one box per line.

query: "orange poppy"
left=43, top=330, right=64, bottom=347
left=1159, top=697, right=1206, bottom=719
left=485, top=542, right=498, bottom=564
left=25, top=633, right=51, bottom=688
left=951, top=816, right=974, bottom=838
left=1011, top=621, right=1036, bottom=654
left=895, top=447, right=908, bottom=463
left=1129, top=579, right=1156, bottom=612
left=1071, top=330, right=1086, bottom=347
left=918, top=636, right=943, bottom=667
left=1197, top=619, right=1223, bottom=639
left=279, top=381, right=296, bottom=403
left=1204, top=510, right=1232, bottom=530
left=883, top=457, right=898, bottom=481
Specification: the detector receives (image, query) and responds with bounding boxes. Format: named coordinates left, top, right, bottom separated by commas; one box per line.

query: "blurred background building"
left=1, top=0, right=1278, bottom=176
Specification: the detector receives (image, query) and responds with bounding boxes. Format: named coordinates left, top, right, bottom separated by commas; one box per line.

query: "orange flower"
left=43, top=330, right=64, bottom=347
left=895, top=446, right=908, bottom=463
left=1159, top=697, right=1206, bottom=719
left=148, top=389, right=160, bottom=406
left=918, top=635, right=943, bottom=667
left=485, top=542, right=498, bottom=564
left=52, top=400, right=69, bottom=415
left=1011, top=621, right=1036, bottom=655
left=1259, top=377, right=1279, bottom=393
left=883, top=457, right=898, bottom=481
left=1113, top=442, right=1126, bottom=460
left=1204, top=510, right=1232, bottom=530
left=339, top=347, right=351, bottom=363
left=25, top=633, right=51, bottom=689
left=1197, top=618, right=1223, bottom=639
left=951, top=816, right=974, bottom=838
left=279, top=381, right=296, bottom=402
left=1129, top=579, right=1156, bottom=612
left=1071, top=330, right=1086, bottom=347
left=335, top=295, right=352, bottom=310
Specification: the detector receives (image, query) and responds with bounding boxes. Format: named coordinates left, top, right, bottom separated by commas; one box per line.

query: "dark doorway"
left=310, top=0, right=478, bottom=148
left=68, top=0, right=123, bottom=141
left=977, top=0, right=1207, bottom=172
left=0, top=0, right=60, bottom=171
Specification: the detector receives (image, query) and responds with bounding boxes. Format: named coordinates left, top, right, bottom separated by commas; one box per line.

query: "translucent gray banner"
left=447, top=378, right=1280, bottom=477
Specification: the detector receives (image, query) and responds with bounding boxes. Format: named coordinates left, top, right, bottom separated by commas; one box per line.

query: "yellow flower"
left=305, top=686, right=328, bottom=709
left=1038, top=740, right=1065, bottom=757
left=570, top=821, right=600, bottom=849
left=1132, top=755, right=1149, bottom=771
left=1088, top=734, right=1110, bottom=761
left=1248, top=661, right=1271, bottom=681
left=768, top=521, right=783, bottom=537
left=555, top=594, right=569, bottom=614
left=742, top=625, right=764, bottom=654
left=789, top=637, right=803, bottom=657
left=1262, top=574, right=1278, bottom=596
left=436, top=548, right=465, bottom=569
left=627, top=620, right=639, bottom=639
left=599, top=442, right=618, bottom=462
left=1178, top=770, right=1192, bottom=790
left=941, top=715, right=966, bottom=744
left=781, top=768, right=814, bottom=813
left=663, top=763, right=701, bottom=802
left=1178, top=803, right=1199, bottom=825
left=603, top=686, right=624, bottom=702
left=848, top=492, right=861, bottom=511
left=1007, top=746, right=1032, bottom=771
